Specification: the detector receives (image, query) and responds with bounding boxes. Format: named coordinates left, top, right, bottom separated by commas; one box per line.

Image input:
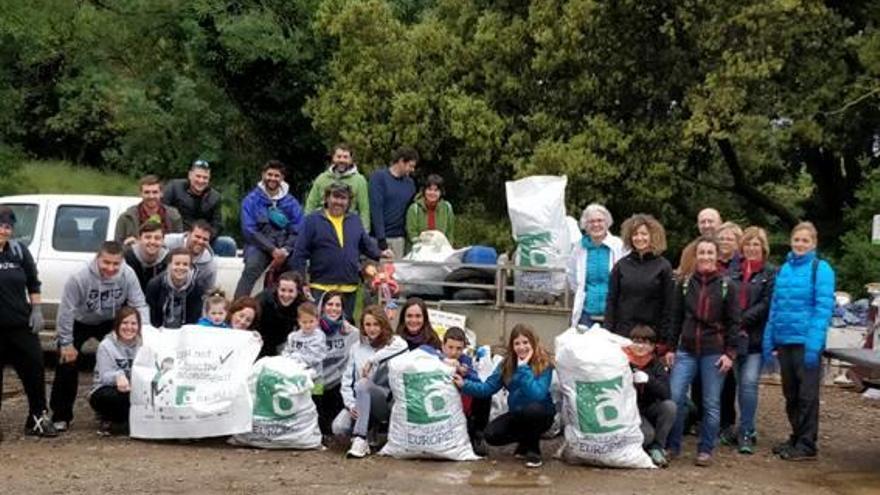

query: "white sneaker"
left=52, top=420, right=70, bottom=432
left=347, top=436, right=370, bottom=458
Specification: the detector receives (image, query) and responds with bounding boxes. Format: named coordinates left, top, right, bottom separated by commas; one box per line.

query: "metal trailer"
left=380, top=258, right=575, bottom=351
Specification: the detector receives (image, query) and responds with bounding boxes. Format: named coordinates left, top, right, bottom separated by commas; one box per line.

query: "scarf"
left=624, top=347, right=655, bottom=369
left=402, top=330, right=427, bottom=350
left=739, top=259, right=764, bottom=310
left=138, top=203, right=171, bottom=233
left=320, top=315, right=344, bottom=336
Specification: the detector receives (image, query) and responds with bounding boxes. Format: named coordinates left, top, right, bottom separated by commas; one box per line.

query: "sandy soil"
left=1, top=370, right=878, bottom=495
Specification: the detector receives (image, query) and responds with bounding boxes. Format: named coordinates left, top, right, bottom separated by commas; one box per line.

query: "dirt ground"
left=1, top=370, right=878, bottom=495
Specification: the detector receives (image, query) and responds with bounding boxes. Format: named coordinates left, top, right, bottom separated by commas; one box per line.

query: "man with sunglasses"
left=163, top=159, right=237, bottom=257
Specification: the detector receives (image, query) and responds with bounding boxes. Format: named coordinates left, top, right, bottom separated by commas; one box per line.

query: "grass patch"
left=16, top=161, right=136, bottom=195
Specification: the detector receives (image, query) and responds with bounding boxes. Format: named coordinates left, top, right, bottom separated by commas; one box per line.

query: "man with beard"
left=305, top=144, right=370, bottom=231
left=164, top=220, right=218, bottom=291
left=235, top=160, right=304, bottom=298
left=114, top=175, right=183, bottom=246
left=293, top=182, right=391, bottom=321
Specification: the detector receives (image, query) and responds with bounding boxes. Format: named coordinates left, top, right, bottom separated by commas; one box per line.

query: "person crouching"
left=89, top=307, right=142, bottom=436
left=625, top=324, right=676, bottom=467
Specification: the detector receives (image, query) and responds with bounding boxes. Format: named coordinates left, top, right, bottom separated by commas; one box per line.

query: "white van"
left=0, top=194, right=246, bottom=344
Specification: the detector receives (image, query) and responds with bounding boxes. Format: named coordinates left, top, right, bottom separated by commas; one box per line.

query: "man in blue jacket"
left=234, top=160, right=304, bottom=298
left=293, top=182, right=392, bottom=321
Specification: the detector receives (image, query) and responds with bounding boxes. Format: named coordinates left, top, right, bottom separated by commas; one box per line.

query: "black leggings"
left=0, top=328, right=48, bottom=426
left=50, top=320, right=115, bottom=423
left=89, top=386, right=130, bottom=423
left=484, top=402, right=554, bottom=455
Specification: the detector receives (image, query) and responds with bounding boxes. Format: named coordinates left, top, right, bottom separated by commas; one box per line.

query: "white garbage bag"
left=130, top=325, right=261, bottom=439
left=396, top=231, right=458, bottom=297
left=555, top=325, right=655, bottom=469
left=380, top=349, right=478, bottom=460
left=229, top=356, right=322, bottom=450
left=506, top=176, right=570, bottom=303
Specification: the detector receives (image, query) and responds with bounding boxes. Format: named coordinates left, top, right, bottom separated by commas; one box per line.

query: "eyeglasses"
left=192, top=160, right=210, bottom=170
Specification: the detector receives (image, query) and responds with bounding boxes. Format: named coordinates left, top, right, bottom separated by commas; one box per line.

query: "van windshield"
left=0, top=203, right=38, bottom=247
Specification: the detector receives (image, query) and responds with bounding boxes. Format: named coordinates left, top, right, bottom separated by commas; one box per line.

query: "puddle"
left=819, top=472, right=880, bottom=495
left=468, top=470, right=552, bottom=488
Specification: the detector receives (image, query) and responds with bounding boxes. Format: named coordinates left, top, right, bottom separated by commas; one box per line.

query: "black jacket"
left=604, top=252, right=675, bottom=339
left=0, top=241, right=40, bottom=329
left=145, top=274, right=204, bottom=329
left=632, top=358, right=671, bottom=410
left=670, top=272, right=741, bottom=357
left=256, top=289, right=302, bottom=357
left=162, top=178, right=223, bottom=234
left=124, top=248, right=168, bottom=293
left=729, top=262, right=776, bottom=353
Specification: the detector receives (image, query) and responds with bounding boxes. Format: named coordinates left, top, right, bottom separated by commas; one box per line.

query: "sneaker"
left=513, top=444, right=528, bottom=460
left=648, top=447, right=669, bottom=468
left=738, top=434, right=755, bottom=455
left=694, top=452, right=713, bottom=467
left=347, top=436, right=370, bottom=458
left=97, top=421, right=113, bottom=437
left=524, top=452, right=543, bottom=468
left=719, top=426, right=738, bottom=446
left=25, top=412, right=58, bottom=438
left=772, top=440, right=793, bottom=455
left=779, top=447, right=816, bottom=462
left=52, top=420, right=70, bottom=433
left=471, top=434, right=489, bottom=457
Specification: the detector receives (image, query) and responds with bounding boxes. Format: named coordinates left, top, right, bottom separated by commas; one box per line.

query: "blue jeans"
left=668, top=351, right=727, bottom=455
left=211, top=236, right=237, bottom=257
left=734, top=352, right=762, bottom=438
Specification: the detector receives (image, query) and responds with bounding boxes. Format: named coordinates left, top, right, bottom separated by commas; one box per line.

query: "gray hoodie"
left=90, top=331, right=140, bottom=395
left=282, top=329, right=327, bottom=384
left=322, top=321, right=361, bottom=389
left=56, top=260, right=149, bottom=346
left=163, top=232, right=217, bottom=289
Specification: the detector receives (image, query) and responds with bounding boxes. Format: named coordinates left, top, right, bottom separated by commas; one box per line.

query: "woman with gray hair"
left=568, top=203, right=627, bottom=327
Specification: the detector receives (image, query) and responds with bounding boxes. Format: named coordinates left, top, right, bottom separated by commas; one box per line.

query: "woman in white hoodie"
left=332, top=305, right=408, bottom=458
left=89, top=306, right=142, bottom=436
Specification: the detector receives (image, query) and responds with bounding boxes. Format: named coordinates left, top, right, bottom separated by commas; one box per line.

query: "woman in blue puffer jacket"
left=762, top=221, right=834, bottom=462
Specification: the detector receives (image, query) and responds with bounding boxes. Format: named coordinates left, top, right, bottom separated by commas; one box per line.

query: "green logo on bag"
left=517, top=232, right=553, bottom=267
left=576, top=377, right=625, bottom=434
left=404, top=371, right=451, bottom=424
left=253, top=368, right=308, bottom=419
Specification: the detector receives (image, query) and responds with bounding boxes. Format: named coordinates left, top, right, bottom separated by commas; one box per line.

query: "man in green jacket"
left=304, top=144, right=370, bottom=231
left=406, top=174, right=455, bottom=250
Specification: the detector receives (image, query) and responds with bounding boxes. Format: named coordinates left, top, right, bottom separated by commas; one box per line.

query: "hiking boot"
left=471, top=434, right=489, bottom=457
left=347, top=436, right=370, bottom=458
left=97, top=421, right=113, bottom=437
left=52, top=420, right=70, bottom=433
left=524, top=452, right=543, bottom=468
left=648, top=448, right=669, bottom=468
left=772, top=440, right=793, bottom=456
left=719, top=426, right=738, bottom=446
left=779, top=446, right=816, bottom=462
left=738, top=434, right=755, bottom=455
left=25, top=412, right=58, bottom=438
left=694, top=452, right=713, bottom=467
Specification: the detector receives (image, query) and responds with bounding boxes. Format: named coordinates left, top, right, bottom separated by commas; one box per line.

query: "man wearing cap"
left=235, top=160, right=304, bottom=298
left=163, top=159, right=237, bottom=257
left=304, top=144, right=371, bottom=232
left=293, top=182, right=392, bottom=321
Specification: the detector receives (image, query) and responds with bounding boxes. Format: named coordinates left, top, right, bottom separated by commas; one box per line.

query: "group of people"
left=0, top=149, right=835, bottom=470
left=570, top=206, right=835, bottom=466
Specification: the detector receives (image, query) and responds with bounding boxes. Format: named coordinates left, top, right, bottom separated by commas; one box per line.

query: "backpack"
left=5, top=239, right=23, bottom=263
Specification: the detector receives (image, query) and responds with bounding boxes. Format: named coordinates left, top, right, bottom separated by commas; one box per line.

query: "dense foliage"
left=2, top=0, right=880, bottom=293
